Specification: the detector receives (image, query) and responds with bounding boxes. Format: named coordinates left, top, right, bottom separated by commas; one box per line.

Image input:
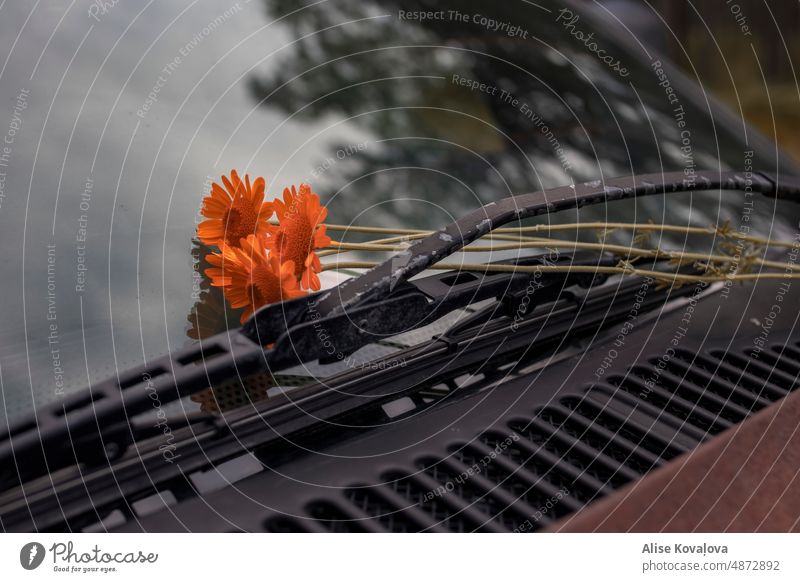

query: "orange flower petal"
left=265, top=183, right=332, bottom=291
left=197, top=170, right=275, bottom=248
left=206, top=234, right=308, bottom=324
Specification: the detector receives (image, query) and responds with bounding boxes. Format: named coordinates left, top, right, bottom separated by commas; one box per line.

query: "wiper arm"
left=305, top=170, right=800, bottom=320
left=1, top=169, right=798, bottom=490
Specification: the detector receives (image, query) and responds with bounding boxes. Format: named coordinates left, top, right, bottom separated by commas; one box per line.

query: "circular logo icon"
left=20, top=542, right=46, bottom=570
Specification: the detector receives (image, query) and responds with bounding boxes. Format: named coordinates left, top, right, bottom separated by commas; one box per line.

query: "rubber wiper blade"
left=1, top=169, right=798, bottom=490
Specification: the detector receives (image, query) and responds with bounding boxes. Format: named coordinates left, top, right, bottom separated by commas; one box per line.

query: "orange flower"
left=198, top=170, right=273, bottom=248
left=205, top=234, right=306, bottom=324
left=266, top=183, right=331, bottom=290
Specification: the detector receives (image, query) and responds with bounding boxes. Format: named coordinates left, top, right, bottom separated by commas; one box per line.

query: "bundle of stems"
left=315, top=221, right=800, bottom=286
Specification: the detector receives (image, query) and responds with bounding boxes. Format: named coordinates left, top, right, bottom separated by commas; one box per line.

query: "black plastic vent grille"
left=274, top=344, right=799, bottom=533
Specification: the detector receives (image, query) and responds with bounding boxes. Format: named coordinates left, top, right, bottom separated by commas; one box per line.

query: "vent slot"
left=416, top=457, right=525, bottom=532
left=608, top=373, right=727, bottom=435
left=508, top=419, right=634, bottom=488
left=759, top=347, right=800, bottom=381
left=645, top=362, right=751, bottom=424
left=55, top=392, right=106, bottom=417
left=671, top=350, right=771, bottom=411
left=559, top=395, right=682, bottom=460
left=440, top=272, right=478, bottom=287
left=695, top=350, right=785, bottom=400
left=776, top=344, right=800, bottom=363
left=478, top=432, right=599, bottom=504
left=264, top=517, right=309, bottom=532
left=710, top=349, right=793, bottom=393
left=382, top=471, right=481, bottom=532
left=177, top=344, right=226, bottom=366
left=448, top=444, right=573, bottom=525
left=307, top=501, right=367, bottom=532
left=119, top=367, right=167, bottom=390
left=344, top=488, right=421, bottom=533
left=3, top=420, right=36, bottom=439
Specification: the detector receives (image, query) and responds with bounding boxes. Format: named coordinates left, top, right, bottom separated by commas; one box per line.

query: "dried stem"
left=322, top=221, right=796, bottom=249
left=322, top=260, right=800, bottom=285
left=324, top=239, right=800, bottom=273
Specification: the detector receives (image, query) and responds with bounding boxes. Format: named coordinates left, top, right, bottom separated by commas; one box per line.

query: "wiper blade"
left=1, top=169, right=798, bottom=490
left=0, top=252, right=612, bottom=490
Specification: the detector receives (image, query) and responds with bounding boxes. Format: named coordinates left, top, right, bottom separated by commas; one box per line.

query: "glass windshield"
left=0, top=0, right=797, bottom=424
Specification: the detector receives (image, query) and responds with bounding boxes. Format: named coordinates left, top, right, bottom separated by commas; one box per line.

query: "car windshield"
left=0, top=0, right=798, bottom=425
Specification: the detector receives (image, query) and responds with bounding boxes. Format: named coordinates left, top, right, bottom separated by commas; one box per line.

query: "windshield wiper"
left=0, top=258, right=704, bottom=531
left=2, top=169, right=799, bottom=491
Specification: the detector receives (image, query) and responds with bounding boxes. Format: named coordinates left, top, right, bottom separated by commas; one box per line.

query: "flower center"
left=248, top=265, right=282, bottom=307
left=279, top=213, right=313, bottom=277
left=224, top=201, right=258, bottom=246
